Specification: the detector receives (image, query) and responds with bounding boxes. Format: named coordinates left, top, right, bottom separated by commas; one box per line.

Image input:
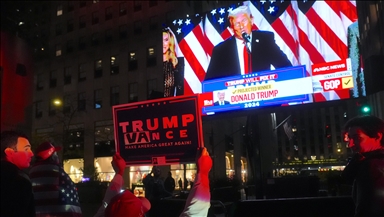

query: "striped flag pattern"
left=30, top=162, right=82, bottom=217
left=166, top=0, right=358, bottom=102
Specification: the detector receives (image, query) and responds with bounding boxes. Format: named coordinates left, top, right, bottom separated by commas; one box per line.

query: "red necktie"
left=243, top=45, right=251, bottom=74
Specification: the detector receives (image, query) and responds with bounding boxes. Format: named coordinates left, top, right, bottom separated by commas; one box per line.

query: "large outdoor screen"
left=162, top=0, right=364, bottom=115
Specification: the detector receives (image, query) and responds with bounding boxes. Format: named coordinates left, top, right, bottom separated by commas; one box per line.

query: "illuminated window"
left=94, top=120, right=115, bottom=157
left=94, top=89, right=102, bottom=109
left=94, top=59, right=102, bottom=78
left=110, top=56, right=119, bottom=74
left=147, top=47, right=156, bottom=67
left=130, top=52, right=136, bottom=61
left=57, top=5, right=63, bottom=16
left=55, top=44, right=61, bottom=56
left=129, top=52, right=138, bottom=71
left=148, top=47, right=155, bottom=56
left=66, top=127, right=84, bottom=158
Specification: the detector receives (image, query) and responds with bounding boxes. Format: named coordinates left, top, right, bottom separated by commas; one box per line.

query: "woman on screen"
left=163, top=28, right=184, bottom=97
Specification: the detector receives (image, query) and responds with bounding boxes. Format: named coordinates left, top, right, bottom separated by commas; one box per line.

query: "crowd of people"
left=1, top=115, right=383, bottom=217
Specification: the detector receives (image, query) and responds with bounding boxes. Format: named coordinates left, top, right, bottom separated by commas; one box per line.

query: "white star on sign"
left=228, top=7, right=233, bottom=13
left=260, top=0, right=266, bottom=4
left=218, top=17, right=224, bottom=24
left=270, top=0, right=276, bottom=4
left=219, top=8, right=225, bottom=15
left=268, top=6, right=275, bottom=14
left=173, top=20, right=177, bottom=25
left=185, top=19, right=191, bottom=25
left=176, top=28, right=181, bottom=34
left=178, top=19, right=183, bottom=26
left=211, top=9, right=217, bottom=15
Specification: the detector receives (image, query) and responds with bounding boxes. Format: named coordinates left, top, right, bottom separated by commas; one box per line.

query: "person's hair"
left=163, top=28, right=178, bottom=68
left=228, top=5, right=253, bottom=24
left=1, top=130, right=29, bottom=159
left=343, top=115, right=384, bottom=146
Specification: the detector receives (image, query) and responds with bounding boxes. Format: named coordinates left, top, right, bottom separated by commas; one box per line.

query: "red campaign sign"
left=320, top=78, right=343, bottom=92
left=112, top=95, right=203, bottom=165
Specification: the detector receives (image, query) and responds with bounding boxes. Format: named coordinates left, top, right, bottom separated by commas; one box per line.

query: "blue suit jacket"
left=205, top=30, right=292, bottom=81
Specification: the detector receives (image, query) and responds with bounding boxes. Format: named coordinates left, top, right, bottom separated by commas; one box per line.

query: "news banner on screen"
left=162, top=0, right=365, bottom=114
left=200, top=59, right=354, bottom=115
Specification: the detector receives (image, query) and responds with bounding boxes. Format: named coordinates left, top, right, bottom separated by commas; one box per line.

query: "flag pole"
left=274, top=115, right=291, bottom=130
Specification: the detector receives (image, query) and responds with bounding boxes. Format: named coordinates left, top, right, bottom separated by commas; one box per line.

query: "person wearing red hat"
left=29, top=142, right=82, bottom=217
left=94, top=153, right=151, bottom=217
left=1, top=130, right=35, bottom=217
left=102, top=147, right=212, bottom=217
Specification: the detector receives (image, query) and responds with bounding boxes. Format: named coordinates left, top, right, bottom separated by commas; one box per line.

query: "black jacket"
left=1, top=160, right=35, bottom=217
left=205, top=30, right=292, bottom=81
left=341, top=149, right=384, bottom=217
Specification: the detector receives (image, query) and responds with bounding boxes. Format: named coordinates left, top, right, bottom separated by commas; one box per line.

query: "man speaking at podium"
left=204, top=5, right=292, bottom=81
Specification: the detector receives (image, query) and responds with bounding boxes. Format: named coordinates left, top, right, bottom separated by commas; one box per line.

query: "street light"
left=53, top=99, right=62, bottom=106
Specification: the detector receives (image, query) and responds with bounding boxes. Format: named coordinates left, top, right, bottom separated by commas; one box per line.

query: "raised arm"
left=179, top=147, right=212, bottom=217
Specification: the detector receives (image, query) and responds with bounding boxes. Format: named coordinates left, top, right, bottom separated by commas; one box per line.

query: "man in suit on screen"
left=204, top=5, right=292, bottom=81
left=214, top=91, right=230, bottom=106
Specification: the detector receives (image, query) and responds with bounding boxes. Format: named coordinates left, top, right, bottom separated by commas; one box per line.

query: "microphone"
left=242, top=32, right=250, bottom=43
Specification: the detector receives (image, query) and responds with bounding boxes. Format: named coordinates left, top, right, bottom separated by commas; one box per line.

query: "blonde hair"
left=163, top=29, right=178, bottom=68
left=228, top=5, right=253, bottom=27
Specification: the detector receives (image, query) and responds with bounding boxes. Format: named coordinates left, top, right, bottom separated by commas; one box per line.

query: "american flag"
left=283, top=116, right=295, bottom=140
left=30, top=163, right=82, bottom=217
left=166, top=0, right=358, bottom=102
